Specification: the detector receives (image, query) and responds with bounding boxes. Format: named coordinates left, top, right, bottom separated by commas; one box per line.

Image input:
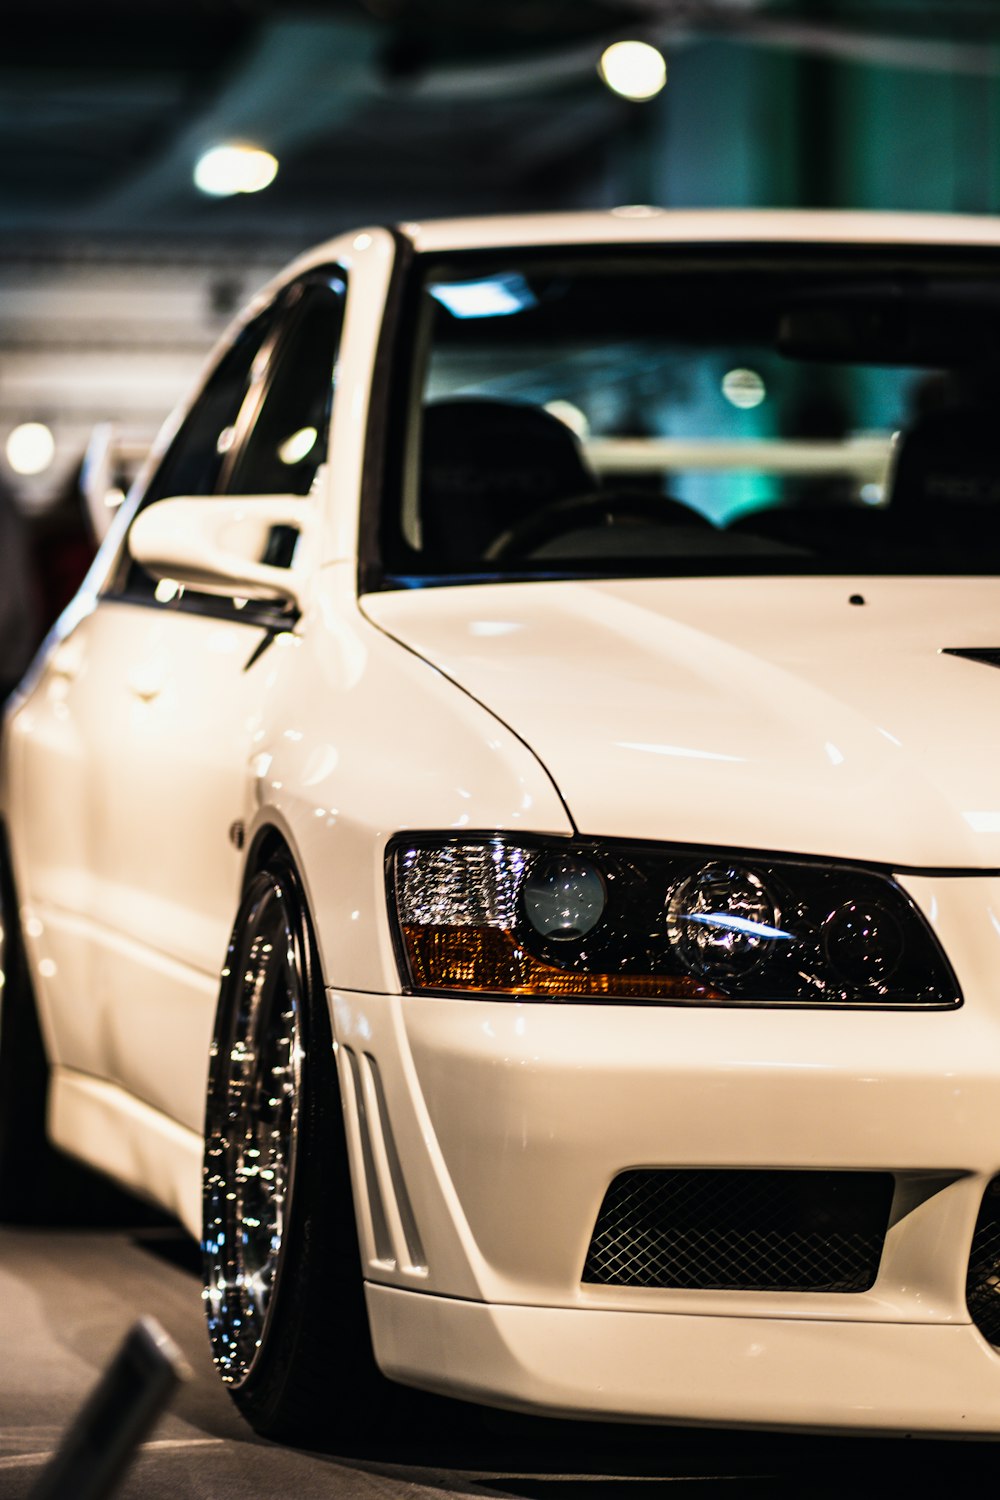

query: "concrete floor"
left=1, top=1222, right=998, bottom=1499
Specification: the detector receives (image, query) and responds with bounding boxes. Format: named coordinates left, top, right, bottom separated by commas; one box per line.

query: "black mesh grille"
left=583, top=1169, right=894, bottom=1292
left=967, top=1178, right=1000, bottom=1345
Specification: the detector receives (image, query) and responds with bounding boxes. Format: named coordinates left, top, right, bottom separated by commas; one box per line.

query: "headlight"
left=388, top=835, right=959, bottom=1008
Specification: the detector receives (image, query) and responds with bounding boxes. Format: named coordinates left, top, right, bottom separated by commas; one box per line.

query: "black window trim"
left=219, top=269, right=347, bottom=497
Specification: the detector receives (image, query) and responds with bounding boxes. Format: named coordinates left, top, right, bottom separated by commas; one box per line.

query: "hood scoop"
left=942, top=648, right=1000, bottom=670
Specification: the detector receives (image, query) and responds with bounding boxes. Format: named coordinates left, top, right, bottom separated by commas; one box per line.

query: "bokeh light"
left=194, top=144, right=279, bottom=197
left=599, top=41, right=667, bottom=102
left=6, top=422, right=55, bottom=475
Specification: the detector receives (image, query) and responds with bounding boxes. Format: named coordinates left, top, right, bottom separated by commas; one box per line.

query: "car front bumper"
left=329, top=872, right=1000, bottom=1435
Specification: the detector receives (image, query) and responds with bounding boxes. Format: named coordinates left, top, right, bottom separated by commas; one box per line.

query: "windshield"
left=375, top=246, right=1000, bottom=587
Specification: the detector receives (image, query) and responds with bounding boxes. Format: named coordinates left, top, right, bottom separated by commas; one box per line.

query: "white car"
left=5, top=208, right=1000, bottom=1442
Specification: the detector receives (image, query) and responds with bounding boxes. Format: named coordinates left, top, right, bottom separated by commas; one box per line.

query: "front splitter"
left=367, top=1282, right=1000, bottom=1436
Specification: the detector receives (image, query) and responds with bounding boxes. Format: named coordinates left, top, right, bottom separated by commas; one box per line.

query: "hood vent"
left=942, top=648, right=1000, bottom=670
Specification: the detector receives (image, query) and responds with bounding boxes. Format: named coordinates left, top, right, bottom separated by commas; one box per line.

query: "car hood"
left=362, top=575, right=1000, bottom=868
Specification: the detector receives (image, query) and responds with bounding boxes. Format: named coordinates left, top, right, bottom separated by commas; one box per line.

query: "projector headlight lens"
left=822, top=900, right=905, bottom=988
left=523, top=856, right=606, bottom=941
left=665, top=863, right=786, bottom=981
left=389, top=836, right=959, bottom=1008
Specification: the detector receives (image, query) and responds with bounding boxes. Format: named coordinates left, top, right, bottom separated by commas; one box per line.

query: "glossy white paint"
left=6, top=572, right=569, bottom=1116
left=6, top=210, right=1000, bottom=1436
left=402, top=207, right=1000, bottom=255
left=7, top=599, right=264, bottom=1140
left=368, top=1289, right=1000, bottom=1435
left=50, top=1067, right=202, bottom=1234
left=364, top=575, right=1000, bottom=867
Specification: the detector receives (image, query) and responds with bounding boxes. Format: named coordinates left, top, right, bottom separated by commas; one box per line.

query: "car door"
left=19, top=271, right=348, bottom=1137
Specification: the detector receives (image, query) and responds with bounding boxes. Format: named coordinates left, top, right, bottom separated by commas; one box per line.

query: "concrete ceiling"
left=3, top=0, right=1000, bottom=246
left=2, top=0, right=999, bottom=514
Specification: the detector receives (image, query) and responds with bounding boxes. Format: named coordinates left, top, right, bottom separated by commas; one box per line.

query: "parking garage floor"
left=1, top=1222, right=998, bottom=1499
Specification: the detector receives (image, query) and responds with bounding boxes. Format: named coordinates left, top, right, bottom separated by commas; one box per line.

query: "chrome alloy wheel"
left=203, top=874, right=304, bottom=1387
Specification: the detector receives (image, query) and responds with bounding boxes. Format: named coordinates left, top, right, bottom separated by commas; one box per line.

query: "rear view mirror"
left=127, top=494, right=313, bottom=611
left=776, top=285, right=1000, bottom=366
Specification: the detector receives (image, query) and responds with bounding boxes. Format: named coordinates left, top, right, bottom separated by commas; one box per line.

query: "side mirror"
left=128, top=495, right=312, bottom=611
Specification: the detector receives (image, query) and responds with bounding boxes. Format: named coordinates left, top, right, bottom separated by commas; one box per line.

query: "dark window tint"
left=226, top=277, right=346, bottom=497
left=376, top=249, right=1000, bottom=587
left=145, top=308, right=277, bottom=508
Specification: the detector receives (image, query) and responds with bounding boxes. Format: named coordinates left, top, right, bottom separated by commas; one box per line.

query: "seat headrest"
left=888, top=407, right=1000, bottom=515
left=419, top=398, right=594, bottom=565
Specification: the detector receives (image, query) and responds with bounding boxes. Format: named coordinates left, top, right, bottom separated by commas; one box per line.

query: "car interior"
left=382, top=255, right=1000, bottom=582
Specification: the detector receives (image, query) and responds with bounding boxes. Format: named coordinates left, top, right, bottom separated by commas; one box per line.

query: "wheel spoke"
left=203, top=883, right=302, bottom=1386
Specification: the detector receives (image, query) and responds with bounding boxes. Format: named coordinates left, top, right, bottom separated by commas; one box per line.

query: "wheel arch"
left=241, top=821, right=296, bottom=894
left=240, top=817, right=335, bottom=993
left=236, top=816, right=386, bottom=1283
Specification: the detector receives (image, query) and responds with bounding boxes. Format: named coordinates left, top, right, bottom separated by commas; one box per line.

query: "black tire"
left=0, top=827, right=56, bottom=1221
left=202, top=852, right=398, bottom=1444
left=0, top=828, right=158, bottom=1226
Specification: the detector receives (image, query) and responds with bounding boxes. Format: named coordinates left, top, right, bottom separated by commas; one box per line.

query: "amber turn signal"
left=402, top=924, right=721, bottom=1000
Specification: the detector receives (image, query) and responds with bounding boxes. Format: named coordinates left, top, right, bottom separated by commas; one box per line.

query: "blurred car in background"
left=0, top=476, right=40, bottom=701
left=5, top=209, right=1000, bottom=1443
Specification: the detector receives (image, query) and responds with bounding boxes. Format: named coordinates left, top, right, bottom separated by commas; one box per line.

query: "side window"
left=144, top=306, right=278, bottom=509
left=113, top=307, right=279, bottom=604
left=224, top=274, right=346, bottom=498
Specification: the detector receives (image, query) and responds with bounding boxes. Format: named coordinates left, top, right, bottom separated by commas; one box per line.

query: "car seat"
left=418, top=398, right=596, bottom=566
left=884, top=398, right=1000, bottom=561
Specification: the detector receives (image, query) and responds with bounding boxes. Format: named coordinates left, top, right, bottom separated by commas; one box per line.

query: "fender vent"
left=584, top=1168, right=894, bottom=1292
left=341, top=1045, right=426, bottom=1277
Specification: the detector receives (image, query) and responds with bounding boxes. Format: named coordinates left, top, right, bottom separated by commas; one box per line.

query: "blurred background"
left=1, top=0, right=998, bottom=685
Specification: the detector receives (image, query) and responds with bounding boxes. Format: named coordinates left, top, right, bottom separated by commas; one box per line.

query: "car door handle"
left=126, top=664, right=164, bottom=702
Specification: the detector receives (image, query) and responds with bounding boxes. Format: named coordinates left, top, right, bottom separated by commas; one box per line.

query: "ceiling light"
left=430, top=273, right=538, bottom=320
left=194, top=144, right=278, bottom=198
left=722, top=368, right=766, bottom=409
left=599, top=40, right=667, bottom=102
left=6, top=422, right=55, bottom=476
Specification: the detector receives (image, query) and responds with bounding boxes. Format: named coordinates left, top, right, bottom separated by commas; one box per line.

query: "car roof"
left=393, top=207, right=1000, bottom=255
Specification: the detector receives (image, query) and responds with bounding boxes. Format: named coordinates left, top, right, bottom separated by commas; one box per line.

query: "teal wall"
left=631, top=39, right=1000, bottom=215
left=656, top=42, right=800, bottom=208
left=840, top=61, right=999, bottom=212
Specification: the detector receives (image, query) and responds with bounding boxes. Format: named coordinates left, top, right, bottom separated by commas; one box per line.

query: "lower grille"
left=967, top=1178, right=1000, bottom=1345
left=583, top=1168, right=894, bottom=1292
